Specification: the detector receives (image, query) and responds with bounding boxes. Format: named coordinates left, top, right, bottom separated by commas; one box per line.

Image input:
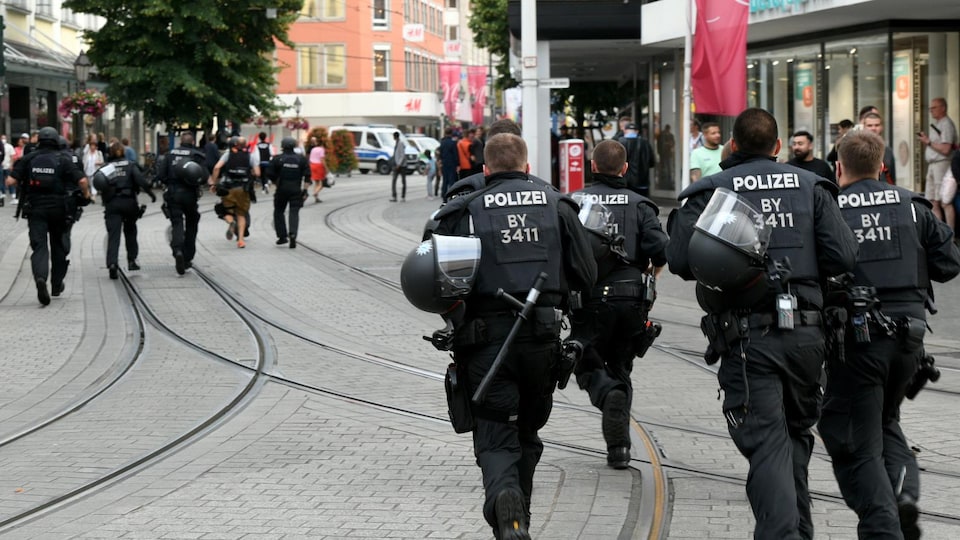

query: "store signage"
left=444, top=41, right=461, bottom=57
left=404, top=98, right=422, bottom=113
left=750, top=0, right=809, bottom=14
left=403, top=24, right=424, bottom=42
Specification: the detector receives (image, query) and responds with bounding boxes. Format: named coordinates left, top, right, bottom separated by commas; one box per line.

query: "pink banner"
left=439, top=62, right=462, bottom=119
left=692, top=0, right=749, bottom=116
left=468, top=66, right=488, bottom=126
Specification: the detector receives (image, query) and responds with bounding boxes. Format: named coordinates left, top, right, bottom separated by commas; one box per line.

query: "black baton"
left=472, top=272, right=549, bottom=405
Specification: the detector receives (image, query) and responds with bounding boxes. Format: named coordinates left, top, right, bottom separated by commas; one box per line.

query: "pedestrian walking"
left=269, top=137, right=310, bottom=249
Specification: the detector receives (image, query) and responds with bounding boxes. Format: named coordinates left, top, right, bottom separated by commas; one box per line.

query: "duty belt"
left=594, top=282, right=644, bottom=299
left=746, top=310, right=821, bottom=328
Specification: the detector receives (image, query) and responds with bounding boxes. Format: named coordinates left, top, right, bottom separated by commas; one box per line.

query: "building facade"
left=642, top=0, right=960, bottom=197
left=274, top=0, right=491, bottom=140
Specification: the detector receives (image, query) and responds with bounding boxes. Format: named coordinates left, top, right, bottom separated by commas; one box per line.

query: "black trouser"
left=441, top=165, right=458, bottom=198
left=819, top=331, right=920, bottom=540
left=27, top=204, right=69, bottom=286
left=273, top=188, right=303, bottom=240
left=572, top=297, right=647, bottom=449
left=165, top=188, right=200, bottom=262
left=455, top=327, right=557, bottom=531
left=718, top=324, right=824, bottom=540
left=391, top=166, right=406, bottom=199
left=104, top=196, right=140, bottom=267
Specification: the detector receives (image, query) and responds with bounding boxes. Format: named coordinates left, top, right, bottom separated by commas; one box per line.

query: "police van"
left=328, top=124, right=420, bottom=175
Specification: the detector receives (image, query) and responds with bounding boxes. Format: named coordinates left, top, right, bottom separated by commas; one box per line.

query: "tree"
left=328, top=129, right=357, bottom=175
left=468, top=0, right=516, bottom=90
left=63, top=0, right=301, bottom=129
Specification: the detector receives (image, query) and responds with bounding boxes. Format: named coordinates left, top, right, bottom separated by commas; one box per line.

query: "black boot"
left=175, top=251, right=186, bottom=275
left=602, top=389, right=631, bottom=469
left=109, top=264, right=119, bottom=280
left=289, top=234, right=297, bottom=249
left=128, top=260, right=140, bottom=271
left=36, top=278, right=50, bottom=306
left=494, top=489, right=530, bottom=540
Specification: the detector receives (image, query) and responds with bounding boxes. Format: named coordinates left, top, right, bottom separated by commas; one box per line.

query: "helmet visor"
left=433, top=235, right=481, bottom=297
left=694, top=188, right=770, bottom=260
left=572, top=196, right=612, bottom=234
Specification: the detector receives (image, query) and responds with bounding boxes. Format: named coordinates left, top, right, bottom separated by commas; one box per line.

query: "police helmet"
left=281, top=137, right=296, bottom=152
left=58, top=136, right=68, bottom=150
left=688, top=188, right=771, bottom=292
left=38, top=126, right=59, bottom=147
left=92, top=163, right=118, bottom=193
left=174, top=160, right=207, bottom=186
left=401, top=235, right=481, bottom=313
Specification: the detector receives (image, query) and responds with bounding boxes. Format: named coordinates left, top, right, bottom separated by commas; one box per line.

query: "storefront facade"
left=642, top=0, right=960, bottom=197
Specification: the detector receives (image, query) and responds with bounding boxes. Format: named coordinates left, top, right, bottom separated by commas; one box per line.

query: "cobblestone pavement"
left=0, top=175, right=958, bottom=539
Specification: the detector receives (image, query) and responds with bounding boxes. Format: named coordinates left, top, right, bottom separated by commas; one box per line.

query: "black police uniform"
left=11, top=138, right=87, bottom=303
left=618, top=135, right=655, bottom=196
left=666, top=152, right=858, bottom=539
left=433, top=171, right=596, bottom=538
left=569, top=174, right=668, bottom=466
left=159, top=143, right=206, bottom=270
left=58, top=141, right=86, bottom=259
left=819, top=180, right=959, bottom=540
left=269, top=150, right=309, bottom=246
left=256, top=141, right=272, bottom=191
left=100, top=156, right=155, bottom=274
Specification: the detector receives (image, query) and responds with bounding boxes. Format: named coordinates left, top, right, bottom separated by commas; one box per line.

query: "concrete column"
left=535, top=41, right=551, bottom=180
left=520, top=0, right=540, bottom=176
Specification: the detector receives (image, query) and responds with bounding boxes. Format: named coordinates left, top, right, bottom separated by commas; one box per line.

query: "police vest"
left=256, top=142, right=271, bottom=163
left=98, top=161, right=135, bottom=203
left=838, top=180, right=924, bottom=292
left=575, top=181, right=656, bottom=265
left=225, top=150, right=251, bottom=183
left=165, top=147, right=202, bottom=188
left=681, top=160, right=821, bottom=282
left=26, top=151, right=64, bottom=195
left=274, top=154, right=305, bottom=188
left=467, top=178, right=564, bottom=299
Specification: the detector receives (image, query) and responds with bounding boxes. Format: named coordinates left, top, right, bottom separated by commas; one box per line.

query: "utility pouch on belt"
left=445, top=362, right=475, bottom=433
left=700, top=312, right=745, bottom=356
left=898, top=317, right=926, bottom=353
left=452, top=319, right=488, bottom=347
left=532, top=307, right=563, bottom=339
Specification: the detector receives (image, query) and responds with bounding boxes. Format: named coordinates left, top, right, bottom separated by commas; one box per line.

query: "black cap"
left=625, top=123, right=638, bottom=131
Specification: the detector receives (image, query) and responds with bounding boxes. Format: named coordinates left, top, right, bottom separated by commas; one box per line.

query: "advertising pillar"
left=558, top=139, right=584, bottom=194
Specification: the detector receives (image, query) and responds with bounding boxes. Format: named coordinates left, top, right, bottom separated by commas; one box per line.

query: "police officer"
left=7, top=126, right=90, bottom=305
left=58, top=135, right=86, bottom=259
left=210, top=137, right=259, bottom=248
left=269, top=137, right=309, bottom=248
left=255, top=131, right=273, bottom=193
left=94, top=141, right=156, bottom=279
left=430, top=133, right=596, bottom=540
left=158, top=132, right=206, bottom=275
left=819, top=130, right=960, bottom=540
left=666, top=108, right=858, bottom=539
left=568, top=139, right=668, bottom=469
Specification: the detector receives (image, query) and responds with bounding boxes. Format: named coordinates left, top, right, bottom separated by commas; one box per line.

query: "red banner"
left=439, top=62, right=461, bottom=119
left=468, top=66, right=487, bottom=126
left=691, top=0, right=749, bottom=116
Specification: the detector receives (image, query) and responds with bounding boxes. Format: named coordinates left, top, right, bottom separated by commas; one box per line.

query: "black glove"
left=77, top=195, right=92, bottom=207
left=250, top=192, right=257, bottom=204
left=148, top=191, right=157, bottom=203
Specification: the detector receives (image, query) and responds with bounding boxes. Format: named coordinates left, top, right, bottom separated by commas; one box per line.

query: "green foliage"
left=467, top=0, right=516, bottom=89
left=553, top=82, right=637, bottom=116
left=64, top=0, right=300, bottom=127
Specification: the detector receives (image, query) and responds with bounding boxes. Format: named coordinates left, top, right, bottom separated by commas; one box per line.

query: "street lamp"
left=74, top=51, right=91, bottom=90
left=73, top=50, right=92, bottom=144
left=293, top=96, right=302, bottom=146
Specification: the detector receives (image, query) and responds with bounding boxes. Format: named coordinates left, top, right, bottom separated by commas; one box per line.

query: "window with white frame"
left=302, top=0, right=346, bottom=20
left=298, top=44, right=347, bottom=88
left=373, top=0, right=388, bottom=29
left=446, top=25, right=458, bottom=42
left=374, top=46, right=390, bottom=91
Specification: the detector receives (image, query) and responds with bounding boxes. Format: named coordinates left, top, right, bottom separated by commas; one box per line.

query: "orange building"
left=275, top=0, right=453, bottom=136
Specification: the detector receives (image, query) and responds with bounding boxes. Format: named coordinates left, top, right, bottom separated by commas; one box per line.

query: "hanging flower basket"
left=254, top=115, right=282, bottom=127
left=285, top=117, right=309, bottom=131
left=58, top=89, right=108, bottom=119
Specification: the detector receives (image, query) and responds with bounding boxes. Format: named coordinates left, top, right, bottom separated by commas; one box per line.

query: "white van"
left=328, top=124, right=420, bottom=175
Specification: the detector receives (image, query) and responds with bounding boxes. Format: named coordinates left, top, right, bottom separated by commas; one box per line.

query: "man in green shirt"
left=689, top=122, right=723, bottom=181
